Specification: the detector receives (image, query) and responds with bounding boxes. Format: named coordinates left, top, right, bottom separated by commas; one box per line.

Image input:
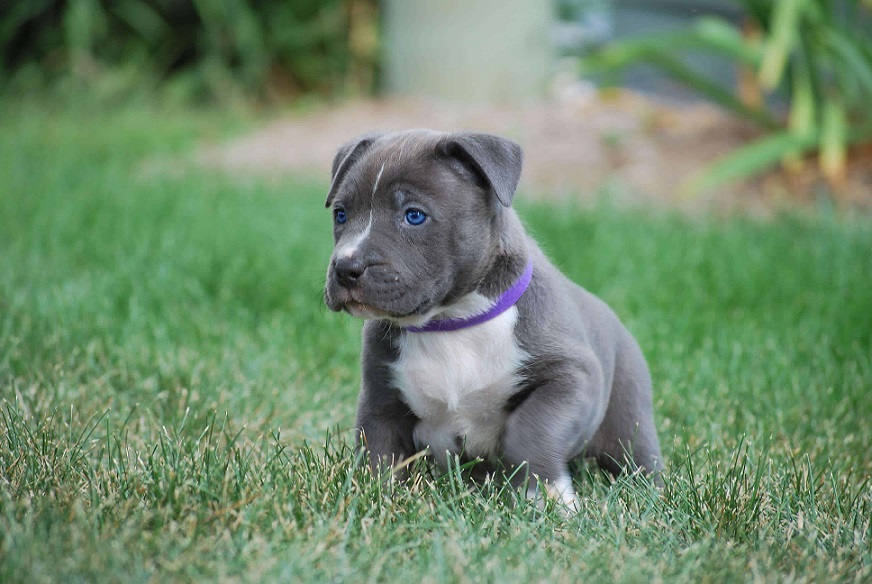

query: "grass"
left=1, top=101, right=870, bottom=582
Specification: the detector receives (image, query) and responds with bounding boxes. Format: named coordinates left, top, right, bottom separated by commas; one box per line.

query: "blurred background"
left=2, top=0, right=872, bottom=208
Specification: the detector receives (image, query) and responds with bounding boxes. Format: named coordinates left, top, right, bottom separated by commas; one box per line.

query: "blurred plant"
left=583, top=0, right=872, bottom=193
left=0, top=0, right=379, bottom=103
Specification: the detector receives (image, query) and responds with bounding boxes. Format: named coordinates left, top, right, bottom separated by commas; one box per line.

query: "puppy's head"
left=323, top=130, right=523, bottom=325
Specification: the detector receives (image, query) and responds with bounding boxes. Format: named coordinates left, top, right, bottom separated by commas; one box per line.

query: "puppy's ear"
left=325, top=132, right=381, bottom=207
left=438, top=133, right=523, bottom=207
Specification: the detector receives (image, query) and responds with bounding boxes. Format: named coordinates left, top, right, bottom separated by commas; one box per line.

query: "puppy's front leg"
left=355, top=323, right=418, bottom=477
left=503, top=356, right=607, bottom=512
left=355, top=388, right=418, bottom=478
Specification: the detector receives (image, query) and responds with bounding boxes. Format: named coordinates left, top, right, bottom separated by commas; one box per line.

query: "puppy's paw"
left=526, top=475, right=580, bottom=516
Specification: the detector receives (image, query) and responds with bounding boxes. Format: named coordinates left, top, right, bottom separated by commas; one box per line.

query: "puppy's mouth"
left=327, top=285, right=437, bottom=326
left=343, top=301, right=392, bottom=319
left=325, top=286, right=404, bottom=318
left=339, top=298, right=434, bottom=324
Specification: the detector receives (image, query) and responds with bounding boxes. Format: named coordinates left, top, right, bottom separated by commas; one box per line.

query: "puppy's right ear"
left=437, top=132, right=523, bottom=207
left=325, top=133, right=381, bottom=207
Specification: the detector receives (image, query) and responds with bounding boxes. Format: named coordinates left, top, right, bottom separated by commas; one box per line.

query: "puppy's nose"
left=334, top=256, right=367, bottom=288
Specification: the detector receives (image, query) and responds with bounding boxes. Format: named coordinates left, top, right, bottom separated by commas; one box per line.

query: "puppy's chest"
left=390, top=307, right=528, bottom=459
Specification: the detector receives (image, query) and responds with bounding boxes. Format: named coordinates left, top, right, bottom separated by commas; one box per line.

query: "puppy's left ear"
left=325, top=132, right=382, bottom=207
left=438, top=133, right=523, bottom=207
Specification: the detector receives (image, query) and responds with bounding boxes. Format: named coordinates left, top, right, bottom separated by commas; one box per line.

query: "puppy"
left=324, top=130, right=663, bottom=509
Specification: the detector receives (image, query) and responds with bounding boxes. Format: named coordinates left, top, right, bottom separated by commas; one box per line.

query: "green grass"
left=1, top=102, right=870, bottom=583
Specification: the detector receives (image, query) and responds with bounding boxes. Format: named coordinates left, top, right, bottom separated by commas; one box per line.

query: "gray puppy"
left=324, top=130, right=662, bottom=509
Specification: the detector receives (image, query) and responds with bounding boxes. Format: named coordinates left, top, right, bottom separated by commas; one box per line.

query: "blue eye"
left=404, top=208, right=427, bottom=226
left=334, top=208, right=347, bottom=224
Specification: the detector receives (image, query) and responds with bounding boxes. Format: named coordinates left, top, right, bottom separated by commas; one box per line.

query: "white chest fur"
left=390, top=297, right=528, bottom=464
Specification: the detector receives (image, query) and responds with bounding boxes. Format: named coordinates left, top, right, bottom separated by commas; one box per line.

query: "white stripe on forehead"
left=336, top=162, right=386, bottom=259
left=371, top=162, right=386, bottom=198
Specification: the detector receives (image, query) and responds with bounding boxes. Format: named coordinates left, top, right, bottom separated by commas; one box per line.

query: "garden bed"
left=199, top=92, right=872, bottom=215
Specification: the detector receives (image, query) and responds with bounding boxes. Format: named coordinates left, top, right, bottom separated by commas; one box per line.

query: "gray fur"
left=324, top=129, right=663, bottom=498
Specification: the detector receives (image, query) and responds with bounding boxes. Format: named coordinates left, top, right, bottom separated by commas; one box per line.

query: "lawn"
left=1, top=102, right=870, bottom=582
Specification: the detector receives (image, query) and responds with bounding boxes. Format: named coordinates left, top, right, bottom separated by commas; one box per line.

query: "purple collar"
left=405, top=259, right=533, bottom=333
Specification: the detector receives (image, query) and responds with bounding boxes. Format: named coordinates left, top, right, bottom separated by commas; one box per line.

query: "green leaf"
left=108, top=1, right=169, bottom=47
left=823, top=29, right=872, bottom=97
left=582, top=30, right=778, bottom=129
left=692, top=17, right=763, bottom=65
left=819, top=99, right=847, bottom=182
left=687, top=132, right=818, bottom=193
left=622, top=50, right=779, bottom=129
left=760, top=0, right=805, bottom=90
left=63, top=0, right=108, bottom=55
left=584, top=19, right=761, bottom=69
left=730, top=0, right=773, bottom=28
left=788, top=49, right=816, bottom=137
left=0, top=0, right=52, bottom=46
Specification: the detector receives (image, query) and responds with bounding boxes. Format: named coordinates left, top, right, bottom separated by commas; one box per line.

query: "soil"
left=197, top=90, right=872, bottom=215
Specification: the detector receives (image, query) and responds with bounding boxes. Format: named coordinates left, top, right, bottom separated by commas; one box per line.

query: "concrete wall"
left=382, top=0, right=553, bottom=103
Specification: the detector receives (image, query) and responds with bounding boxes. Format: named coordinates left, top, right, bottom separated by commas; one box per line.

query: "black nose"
left=334, top=256, right=367, bottom=288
